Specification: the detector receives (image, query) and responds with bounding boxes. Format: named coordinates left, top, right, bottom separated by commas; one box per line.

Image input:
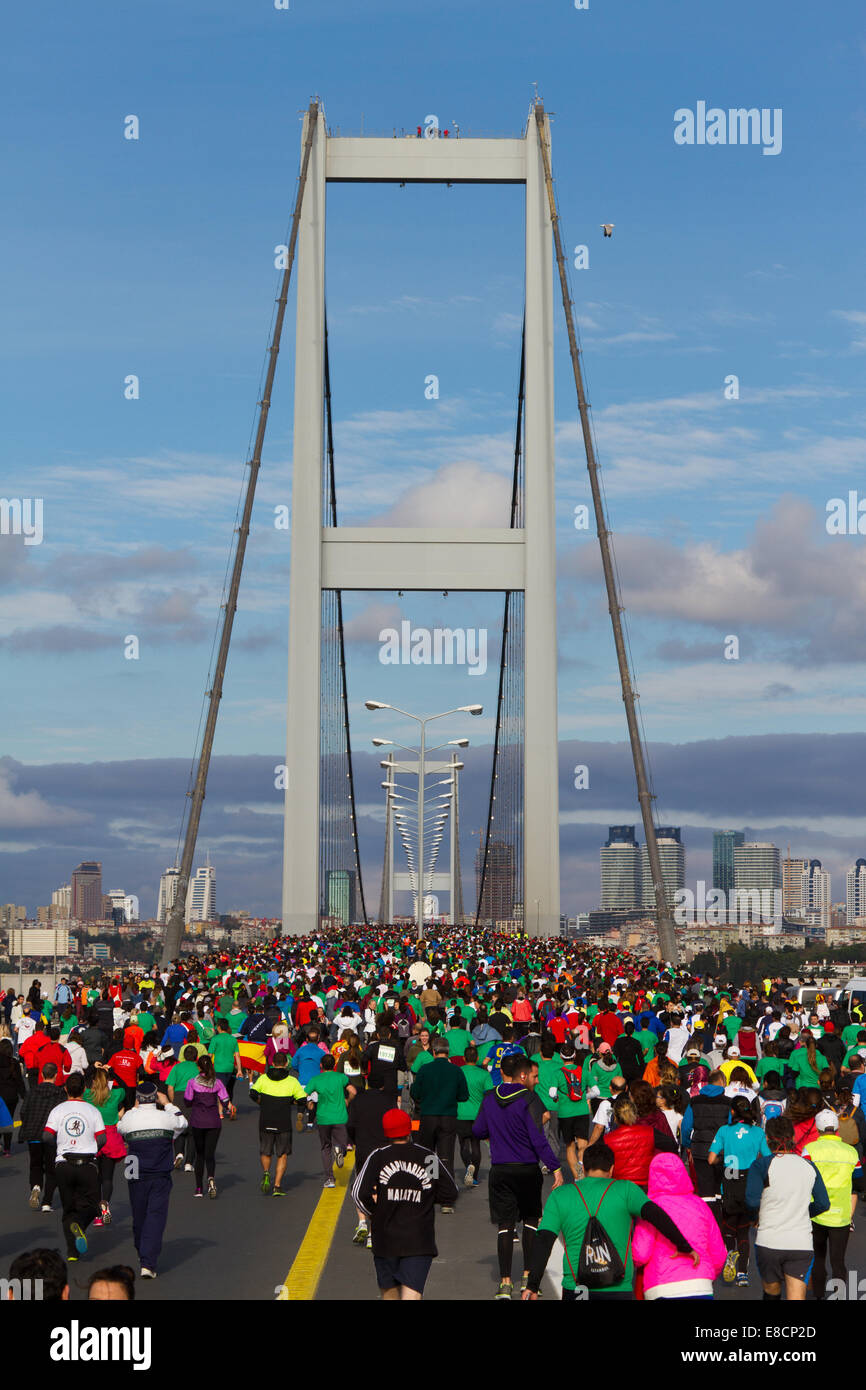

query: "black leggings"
left=497, top=1223, right=537, bottom=1281
left=192, top=1127, right=220, bottom=1184
left=458, top=1128, right=482, bottom=1180
left=811, top=1222, right=850, bottom=1300
left=98, top=1154, right=118, bottom=1203
left=721, top=1210, right=752, bottom=1273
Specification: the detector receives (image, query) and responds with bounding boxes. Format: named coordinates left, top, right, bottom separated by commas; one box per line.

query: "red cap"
left=382, top=1108, right=412, bottom=1139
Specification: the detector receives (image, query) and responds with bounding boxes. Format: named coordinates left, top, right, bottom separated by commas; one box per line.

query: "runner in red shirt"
left=37, top=1031, right=72, bottom=1085
left=110, top=1047, right=141, bottom=1105
left=595, top=1006, right=624, bottom=1048
left=19, top=1028, right=51, bottom=1082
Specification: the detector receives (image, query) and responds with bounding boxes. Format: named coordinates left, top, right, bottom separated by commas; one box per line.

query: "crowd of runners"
left=1, top=927, right=863, bottom=1302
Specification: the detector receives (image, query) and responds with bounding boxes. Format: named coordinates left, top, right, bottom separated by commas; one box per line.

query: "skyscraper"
left=158, top=867, right=180, bottom=924
left=71, top=862, right=103, bottom=922
left=782, top=857, right=808, bottom=917
left=641, top=828, right=685, bottom=912
left=734, top=842, right=781, bottom=892
left=186, top=862, right=216, bottom=924
left=712, top=831, right=744, bottom=894
left=847, top=858, right=866, bottom=923
left=326, top=869, right=356, bottom=927
left=600, top=826, right=641, bottom=910
left=801, top=859, right=831, bottom=929
left=52, top=883, right=72, bottom=917
left=475, top=840, right=515, bottom=923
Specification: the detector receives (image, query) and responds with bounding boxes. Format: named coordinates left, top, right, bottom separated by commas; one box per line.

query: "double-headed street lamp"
left=366, top=701, right=482, bottom=936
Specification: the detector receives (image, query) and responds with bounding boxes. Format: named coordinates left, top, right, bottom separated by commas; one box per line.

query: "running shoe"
left=365, top=1233, right=373, bottom=1249
left=67, top=1254, right=78, bottom=1264
left=335, top=1148, right=344, bottom=1168
left=324, top=1177, right=336, bottom=1189
left=464, top=1164, right=476, bottom=1188
left=207, top=1178, right=217, bottom=1200
left=100, top=1202, right=111, bottom=1225
left=352, top=1223, right=368, bottom=1245
left=272, top=1187, right=285, bottom=1197
left=184, top=1163, right=194, bottom=1172
left=494, top=1280, right=512, bottom=1299
left=722, top=1250, right=739, bottom=1283
left=173, top=1153, right=184, bottom=1170
left=735, top=1272, right=749, bottom=1287
left=70, top=1223, right=88, bottom=1255
left=41, top=1204, right=52, bottom=1213
left=441, top=1204, right=454, bottom=1214
left=194, top=1187, right=203, bottom=1198
left=92, top=1217, right=103, bottom=1228
left=140, top=1268, right=157, bottom=1279
left=28, top=1185, right=41, bottom=1211
left=261, top=1173, right=272, bottom=1194
left=295, top=1111, right=304, bottom=1133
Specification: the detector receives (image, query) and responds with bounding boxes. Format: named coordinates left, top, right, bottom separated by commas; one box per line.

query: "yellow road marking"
left=276, top=1153, right=356, bottom=1301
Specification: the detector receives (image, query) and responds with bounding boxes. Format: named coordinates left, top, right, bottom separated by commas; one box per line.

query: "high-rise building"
left=641, top=828, right=685, bottom=911
left=475, top=840, right=515, bottom=923
left=801, top=859, right=831, bottom=929
left=186, top=862, right=216, bottom=924
left=104, top=889, right=127, bottom=927
left=52, top=883, right=72, bottom=917
left=158, top=867, right=181, bottom=924
left=124, top=895, right=139, bottom=923
left=326, top=869, right=356, bottom=927
left=712, top=831, right=744, bottom=895
left=782, top=857, right=808, bottom=917
left=732, top=842, right=781, bottom=922
left=0, top=904, right=26, bottom=929
left=600, top=826, right=642, bottom=910
left=71, top=863, right=103, bottom=922
left=846, top=859, right=866, bottom=924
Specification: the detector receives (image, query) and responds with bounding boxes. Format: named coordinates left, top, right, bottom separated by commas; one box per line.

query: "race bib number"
left=378, top=1045, right=396, bottom=1064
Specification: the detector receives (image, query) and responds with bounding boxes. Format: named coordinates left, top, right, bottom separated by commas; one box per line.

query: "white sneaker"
left=183, top=1163, right=194, bottom=1172
left=41, top=1204, right=52, bottom=1213
left=140, top=1267, right=157, bottom=1279
left=335, top=1148, right=344, bottom=1168
left=464, top=1164, right=476, bottom=1188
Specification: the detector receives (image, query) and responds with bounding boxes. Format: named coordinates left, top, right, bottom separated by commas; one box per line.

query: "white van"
left=840, top=978, right=866, bottom=1019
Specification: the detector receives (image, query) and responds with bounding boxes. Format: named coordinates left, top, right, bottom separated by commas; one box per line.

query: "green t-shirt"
left=537, top=1056, right=566, bottom=1114
left=633, top=1028, right=657, bottom=1062
left=786, top=1047, right=822, bottom=1088
left=226, top=1010, right=247, bottom=1036
left=209, top=1033, right=240, bottom=1073
left=304, top=1070, right=350, bottom=1125
left=411, top=1049, right=434, bottom=1075
left=539, top=1177, right=647, bottom=1293
left=456, top=1064, right=494, bottom=1121
left=844, top=1045, right=866, bottom=1068
left=84, top=1087, right=125, bottom=1125
left=755, top=1055, right=783, bottom=1082
left=446, top=1028, right=473, bottom=1058
left=195, top=1016, right=215, bottom=1045
left=722, top=1014, right=742, bottom=1041
left=556, top=1067, right=590, bottom=1118
left=136, top=1012, right=156, bottom=1036
left=842, top=1023, right=866, bottom=1047
left=582, top=1057, right=622, bottom=1099
left=167, top=1060, right=200, bottom=1093
left=59, top=1016, right=77, bottom=1038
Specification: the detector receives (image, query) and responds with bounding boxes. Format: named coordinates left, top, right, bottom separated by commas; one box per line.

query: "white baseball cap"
left=815, top=1110, right=839, bottom=1132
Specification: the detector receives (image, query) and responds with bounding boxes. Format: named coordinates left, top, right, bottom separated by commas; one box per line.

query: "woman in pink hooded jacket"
left=632, top=1153, right=727, bottom=1300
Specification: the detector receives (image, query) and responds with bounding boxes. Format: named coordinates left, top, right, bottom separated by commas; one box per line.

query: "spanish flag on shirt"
left=237, top=1041, right=267, bottom=1074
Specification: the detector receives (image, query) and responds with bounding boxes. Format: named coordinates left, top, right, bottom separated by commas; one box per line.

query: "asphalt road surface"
left=1, top=1086, right=862, bottom=1302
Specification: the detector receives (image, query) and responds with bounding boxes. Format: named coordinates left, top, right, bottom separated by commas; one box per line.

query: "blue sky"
left=2, top=0, right=865, bottom=916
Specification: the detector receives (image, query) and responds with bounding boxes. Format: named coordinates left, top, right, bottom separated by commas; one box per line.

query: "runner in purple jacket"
left=184, top=1056, right=229, bottom=1199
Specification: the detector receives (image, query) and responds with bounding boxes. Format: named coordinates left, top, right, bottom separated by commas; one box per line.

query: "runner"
left=183, top=1055, right=229, bottom=1199
left=473, top=1053, right=563, bottom=1299
left=250, top=1051, right=307, bottom=1195
left=117, top=1080, right=188, bottom=1278
left=745, top=1114, right=830, bottom=1302
left=303, top=1054, right=354, bottom=1189
left=351, top=1107, right=458, bottom=1301
left=43, top=1073, right=106, bottom=1263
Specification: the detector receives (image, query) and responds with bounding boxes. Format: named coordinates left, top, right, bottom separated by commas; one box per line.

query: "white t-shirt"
left=16, top=1016, right=37, bottom=1047
left=44, top=1099, right=105, bottom=1160
left=664, top=1025, right=690, bottom=1064
left=593, top=1098, right=615, bottom=1133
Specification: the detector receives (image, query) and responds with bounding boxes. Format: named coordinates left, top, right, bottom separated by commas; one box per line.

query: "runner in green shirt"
left=456, top=1046, right=494, bottom=1186
left=523, top=1143, right=697, bottom=1299
left=304, top=1057, right=353, bottom=1187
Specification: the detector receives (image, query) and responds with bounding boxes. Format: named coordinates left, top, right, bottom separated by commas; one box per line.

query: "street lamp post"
left=366, top=702, right=481, bottom=937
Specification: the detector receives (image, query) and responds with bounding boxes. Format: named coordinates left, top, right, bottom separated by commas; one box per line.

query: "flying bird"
left=601, top=224, right=615, bottom=238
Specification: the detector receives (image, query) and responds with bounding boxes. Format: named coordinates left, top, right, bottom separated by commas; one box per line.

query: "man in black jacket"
left=351, top=1107, right=458, bottom=1300
left=680, top=1069, right=730, bottom=1218
left=19, top=1061, right=62, bottom=1212
left=612, top=1021, right=645, bottom=1083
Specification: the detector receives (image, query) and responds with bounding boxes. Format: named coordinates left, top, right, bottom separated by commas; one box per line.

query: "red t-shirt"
left=110, top=1049, right=141, bottom=1088
left=596, top=1011, right=624, bottom=1046
left=512, top=999, right=533, bottom=1022
left=19, top=1033, right=51, bottom=1070
left=37, top=1041, right=71, bottom=1084
left=548, top=1016, right=568, bottom=1045
left=295, top=1001, right=317, bottom=1027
